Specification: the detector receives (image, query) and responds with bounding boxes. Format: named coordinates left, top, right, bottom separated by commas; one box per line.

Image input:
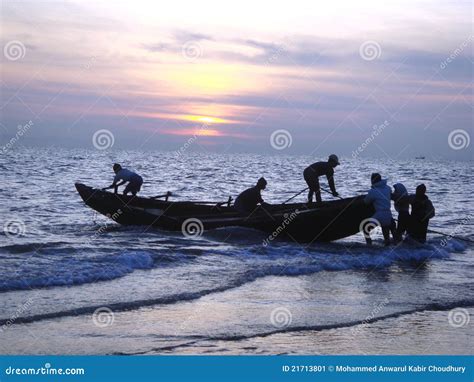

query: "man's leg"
left=391, top=218, right=401, bottom=242
left=123, top=182, right=135, bottom=196
left=420, top=220, right=429, bottom=243
left=364, top=224, right=374, bottom=245
left=304, top=173, right=313, bottom=203
left=315, top=188, right=322, bottom=203
left=314, top=178, right=321, bottom=203
left=399, top=211, right=410, bottom=237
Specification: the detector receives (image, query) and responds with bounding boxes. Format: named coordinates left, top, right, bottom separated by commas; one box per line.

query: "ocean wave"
left=0, top=243, right=461, bottom=327
left=0, top=237, right=459, bottom=293
left=0, top=251, right=155, bottom=292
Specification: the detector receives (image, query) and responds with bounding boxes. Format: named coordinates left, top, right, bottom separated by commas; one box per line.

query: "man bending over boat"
left=103, top=163, right=143, bottom=196
left=234, top=177, right=268, bottom=214
left=303, top=154, right=340, bottom=203
left=363, top=173, right=396, bottom=246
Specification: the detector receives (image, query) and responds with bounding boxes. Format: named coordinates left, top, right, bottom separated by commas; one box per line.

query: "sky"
left=0, top=0, right=472, bottom=159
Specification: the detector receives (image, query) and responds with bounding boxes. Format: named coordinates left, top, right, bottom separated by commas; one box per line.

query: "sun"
left=181, top=115, right=230, bottom=124
left=198, top=116, right=218, bottom=124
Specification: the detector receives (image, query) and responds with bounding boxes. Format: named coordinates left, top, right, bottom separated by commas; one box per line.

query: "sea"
left=0, top=147, right=472, bottom=355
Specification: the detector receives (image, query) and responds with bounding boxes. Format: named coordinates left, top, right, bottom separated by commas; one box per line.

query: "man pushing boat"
left=102, top=163, right=143, bottom=196
left=303, top=154, right=340, bottom=203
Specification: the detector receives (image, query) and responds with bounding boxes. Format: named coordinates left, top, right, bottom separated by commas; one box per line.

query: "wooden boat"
left=75, top=183, right=374, bottom=243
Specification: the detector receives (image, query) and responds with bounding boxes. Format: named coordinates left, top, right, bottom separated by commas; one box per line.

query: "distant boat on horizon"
left=415, top=156, right=426, bottom=159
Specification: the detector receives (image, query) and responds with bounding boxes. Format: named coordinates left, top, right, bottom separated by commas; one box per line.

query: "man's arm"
left=103, top=180, right=126, bottom=191
left=326, top=174, right=338, bottom=196
left=426, top=199, right=435, bottom=219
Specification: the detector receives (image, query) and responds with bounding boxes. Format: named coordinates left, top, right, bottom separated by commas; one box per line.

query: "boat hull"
left=75, top=183, right=374, bottom=243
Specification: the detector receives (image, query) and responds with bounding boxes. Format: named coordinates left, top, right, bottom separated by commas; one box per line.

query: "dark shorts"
left=303, top=169, right=320, bottom=191
left=124, top=175, right=143, bottom=195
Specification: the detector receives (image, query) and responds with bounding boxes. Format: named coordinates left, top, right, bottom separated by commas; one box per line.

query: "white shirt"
left=114, top=168, right=138, bottom=183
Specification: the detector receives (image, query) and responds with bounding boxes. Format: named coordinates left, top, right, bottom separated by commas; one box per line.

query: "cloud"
left=1, top=1, right=472, bottom=159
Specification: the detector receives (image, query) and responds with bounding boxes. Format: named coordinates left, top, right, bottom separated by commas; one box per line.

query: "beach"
left=1, top=148, right=472, bottom=355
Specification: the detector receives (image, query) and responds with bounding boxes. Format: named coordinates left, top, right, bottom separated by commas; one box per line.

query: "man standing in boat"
left=303, top=154, right=340, bottom=203
left=103, top=163, right=143, bottom=196
left=234, top=177, right=268, bottom=214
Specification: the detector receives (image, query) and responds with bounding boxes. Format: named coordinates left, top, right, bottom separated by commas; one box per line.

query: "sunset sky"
left=1, top=0, right=472, bottom=159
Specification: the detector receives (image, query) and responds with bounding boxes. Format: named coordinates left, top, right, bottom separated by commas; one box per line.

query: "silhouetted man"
left=103, top=163, right=143, bottom=196
left=234, top=177, right=267, bottom=214
left=391, top=183, right=410, bottom=242
left=303, top=154, right=339, bottom=203
left=408, top=184, right=435, bottom=243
